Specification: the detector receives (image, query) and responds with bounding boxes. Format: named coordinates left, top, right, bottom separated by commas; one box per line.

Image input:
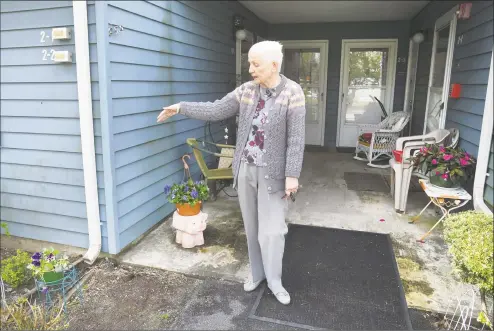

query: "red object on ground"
left=379, top=219, right=385, bottom=222
left=361, top=133, right=373, bottom=141
left=393, top=150, right=403, bottom=163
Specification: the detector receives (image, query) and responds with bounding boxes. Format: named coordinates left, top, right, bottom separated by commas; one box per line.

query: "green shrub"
left=444, top=210, right=493, bottom=328
left=1, top=250, right=33, bottom=288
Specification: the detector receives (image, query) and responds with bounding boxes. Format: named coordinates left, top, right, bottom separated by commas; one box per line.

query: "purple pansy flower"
left=191, top=189, right=198, bottom=199
left=164, top=185, right=171, bottom=194
left=32, top=260, right=41, bottom=267
left=32, top=252, right=42, bottom=260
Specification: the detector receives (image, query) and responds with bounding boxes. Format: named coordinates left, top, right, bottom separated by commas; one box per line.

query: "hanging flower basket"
left=164, top=155, right=209, bottom=216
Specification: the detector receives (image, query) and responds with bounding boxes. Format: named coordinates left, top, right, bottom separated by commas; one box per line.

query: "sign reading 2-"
left=40, top=31, right=50, bottom=43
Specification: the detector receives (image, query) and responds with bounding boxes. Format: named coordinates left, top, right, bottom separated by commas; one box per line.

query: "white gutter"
left=73, top=0, right=102, bottom=263
left=473, top=49, right=493, bottom=215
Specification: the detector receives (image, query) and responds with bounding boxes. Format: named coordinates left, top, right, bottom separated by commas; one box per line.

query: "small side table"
left=409, top=178, right=472, bottom=242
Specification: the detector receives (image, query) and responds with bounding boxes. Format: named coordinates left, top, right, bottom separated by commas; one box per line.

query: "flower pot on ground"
left=409, top=143, right=476, bottom=188
left=27, top=248, right=70, bottom=283
left=164, top=179, right=209, bottom=216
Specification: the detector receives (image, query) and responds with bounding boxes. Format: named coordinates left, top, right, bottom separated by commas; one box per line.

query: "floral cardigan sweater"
left=179, top=74, right=306, bottom=194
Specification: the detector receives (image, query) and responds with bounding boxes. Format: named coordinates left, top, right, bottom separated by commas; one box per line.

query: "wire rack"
left=34, top=265, right=83, bottom=314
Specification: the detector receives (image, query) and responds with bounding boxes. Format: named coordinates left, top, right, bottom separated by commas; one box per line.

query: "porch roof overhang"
left=239, top=1, right=431, bottom=24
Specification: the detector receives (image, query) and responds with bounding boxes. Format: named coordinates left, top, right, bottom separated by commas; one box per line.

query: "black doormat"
left=383, top=175, right=423, bottom=192
left=248, top=224, right=412, bottom=330
left=344, top=172, right=390, bottom=193
left=344, top=172, right=423, bottom=193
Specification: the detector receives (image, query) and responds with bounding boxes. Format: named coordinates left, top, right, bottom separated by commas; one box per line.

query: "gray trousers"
left=237, top=161, right=288, bottom=293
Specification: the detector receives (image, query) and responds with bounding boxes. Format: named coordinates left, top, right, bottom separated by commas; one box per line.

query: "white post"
left=473, top=49, right=493, bottom=215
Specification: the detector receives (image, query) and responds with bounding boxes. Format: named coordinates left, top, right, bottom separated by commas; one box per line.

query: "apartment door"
left=337, top=39, right=398, bottom=147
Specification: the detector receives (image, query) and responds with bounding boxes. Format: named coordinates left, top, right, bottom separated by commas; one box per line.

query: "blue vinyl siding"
left=268, top=21, right=411, bottom=147
left=0, top=0, right=266, bottom=254
left=410, top=1, right=493, bottom=206
left=0, top=1, right=109, bottom=251
left=106, top=0, right=265, bottom=251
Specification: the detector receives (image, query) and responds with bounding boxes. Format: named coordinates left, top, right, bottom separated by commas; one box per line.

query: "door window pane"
left=346, top=48, right=388, bottom=124
left=425, top=24, right=451, bottom=132
left=283, top=49, right=321, bottom=123
left=431, top=25, right=450, bottom=88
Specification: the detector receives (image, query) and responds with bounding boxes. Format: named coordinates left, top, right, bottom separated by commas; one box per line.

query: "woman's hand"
left=157, top=103, right=180, bottom=123
left=285, top=177, right=299, bottom=197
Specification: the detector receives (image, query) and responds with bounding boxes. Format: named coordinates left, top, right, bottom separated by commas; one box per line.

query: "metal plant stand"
left=34, top=265, right=83, bottom=314
left=409, top=178, right=472, bottom=242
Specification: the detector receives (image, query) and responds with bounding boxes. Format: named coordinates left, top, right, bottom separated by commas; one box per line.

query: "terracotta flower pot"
left=176, top=201, right=202, bottom=216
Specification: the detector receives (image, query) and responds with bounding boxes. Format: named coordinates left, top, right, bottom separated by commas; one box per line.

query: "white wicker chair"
left=354, top=111, right=411, bottom=168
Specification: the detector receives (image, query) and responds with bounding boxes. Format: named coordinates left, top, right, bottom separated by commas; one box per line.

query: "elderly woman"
left=157, top=41, right=306, bottom=305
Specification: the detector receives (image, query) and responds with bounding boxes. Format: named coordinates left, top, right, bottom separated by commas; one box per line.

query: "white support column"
left=473, top=49, right=493, bottom=215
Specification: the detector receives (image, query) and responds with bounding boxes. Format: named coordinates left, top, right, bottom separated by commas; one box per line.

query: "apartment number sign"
left=39, top=28, right=72, bottom=62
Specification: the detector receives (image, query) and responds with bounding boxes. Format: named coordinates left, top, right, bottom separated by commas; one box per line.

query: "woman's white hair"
left=249, top=40, right=283, bottom=72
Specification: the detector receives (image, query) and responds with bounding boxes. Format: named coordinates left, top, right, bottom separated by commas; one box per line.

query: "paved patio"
left=120, top=151, right=478, bottom=315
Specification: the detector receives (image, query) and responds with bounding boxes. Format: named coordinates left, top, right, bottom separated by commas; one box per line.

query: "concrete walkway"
left=121, top=152, right=478, bottom=315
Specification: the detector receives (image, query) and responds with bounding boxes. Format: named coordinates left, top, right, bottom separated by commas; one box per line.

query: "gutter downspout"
left=473, top=49, right=493, bottom=215
left=73, top=0, right=102, bottom=264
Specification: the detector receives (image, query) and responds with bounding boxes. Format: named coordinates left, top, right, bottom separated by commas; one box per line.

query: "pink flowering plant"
left=410, top=143, right=476, bottom=186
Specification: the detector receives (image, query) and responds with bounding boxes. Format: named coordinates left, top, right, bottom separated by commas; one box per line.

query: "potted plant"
left=164, top=178, right=210, bottom=216
left=410, top=143, right=476, bottom=188
left=27, top=248, right=70, bottom=283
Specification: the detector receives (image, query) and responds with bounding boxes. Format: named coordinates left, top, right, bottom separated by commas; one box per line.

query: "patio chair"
left=353, top=111, right=411, bottom=168
left=389, top=128, right=460, bottom=213
left=186, top=138, right=235, bottom=199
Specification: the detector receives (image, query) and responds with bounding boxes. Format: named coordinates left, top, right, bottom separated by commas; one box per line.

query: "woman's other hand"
left=157, top=103, right=180, bottom=123
left=285, top=177, right=299, bottom=197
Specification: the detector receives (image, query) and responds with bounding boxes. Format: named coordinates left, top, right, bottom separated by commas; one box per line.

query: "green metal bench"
left=186, top=138, right=235, bottom=199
